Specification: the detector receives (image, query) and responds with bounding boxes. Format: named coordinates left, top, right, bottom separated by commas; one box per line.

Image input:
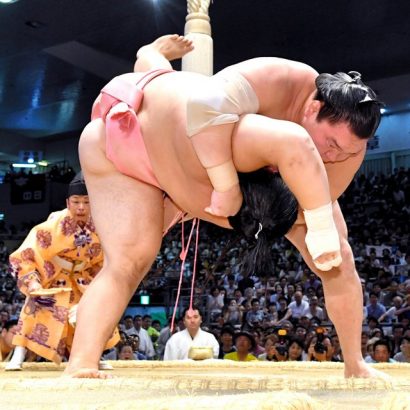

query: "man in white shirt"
left=125, top=315, right=155, bottom=359
left=288, top=291, right=310, bottom=321
left=164, top=307, right=219, bottom=360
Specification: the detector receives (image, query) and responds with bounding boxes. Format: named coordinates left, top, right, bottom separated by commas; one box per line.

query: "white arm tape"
left=303, top=202, right=341, bottom=263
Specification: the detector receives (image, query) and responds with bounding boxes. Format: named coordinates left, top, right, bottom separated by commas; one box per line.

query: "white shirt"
left=164, top=328, right=219, bottom=360
left=125, top=327, right=155, bottom=358
left=288, top=300, right=310, bottom=319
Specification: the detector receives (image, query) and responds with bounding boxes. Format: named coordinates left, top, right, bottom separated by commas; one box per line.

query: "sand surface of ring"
left=0, top=361, right=409, bottom=409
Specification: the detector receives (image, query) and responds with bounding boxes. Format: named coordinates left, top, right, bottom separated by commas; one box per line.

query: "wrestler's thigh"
left=79, top=120, right=164, bottom=265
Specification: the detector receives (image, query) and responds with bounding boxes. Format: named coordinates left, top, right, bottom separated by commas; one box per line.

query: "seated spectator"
left=276, top=297, right=292, bottom=324
left=262, top=303, right=279, bottom=329
left=305, top=330, right=334, bottom=362
left=365, top=316, right=380, bottom=333
left=127, top=335, right=146, bottom=360
left=286, top=284, right=296, bottom=303
left=379, top=296, right=404, bottom=324
left=366, top=292, right=387, bottom=321
left=390, top=324, right=405, bottom=355
left=164, top=306, right=219, bottom=360
left=121, top=315, right=134, bottom=333
left=223, top=298, right=243, bottom=327
left=269, top=284, right=284, bottom=306
left=142, top=315, right=160, bottom=344
left=299, top=315, right=313, bottom=330
left=244, top=298, right=264, bottom=331
left=294, top=325, right=308, bottom=343
left=207, top=287, right=225, bottom=323
left=0, top=319, right=18, bottom=361
left=280, top=320, right=295, bottom=335
left=364, top=336, right=380, bottom=363
left=288, top=291, right=310, bottom=322
left=370, top=327, right=384, bottom=340
left=233, top=289, right=244, bottom=306
left=396, top=293, right=410, bottom=323
left=258, top=334, right=286, bottom=362
left=367, top=339, right=396, bottom=363
left=393, top=336, right=410, bottom=363
left=224, top=274, right=238, bottom=298
left=218, top=326, right=236, bottom=359
left=287, top=339, right=304, bottom=361
left=251, top=329, right=266, bottom=357
left=224, top=331, right=258, bottom=362
left=125, top=315, right=156, bottom=359
left=117, top=342, right=137, bottom=361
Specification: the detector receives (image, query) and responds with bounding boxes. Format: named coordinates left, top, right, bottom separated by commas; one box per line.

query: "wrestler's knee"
left=104, top=245, right=160, bottom=286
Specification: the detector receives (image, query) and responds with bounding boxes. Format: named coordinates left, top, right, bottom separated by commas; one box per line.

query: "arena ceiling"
left=0, top=0, right=410, bottom=165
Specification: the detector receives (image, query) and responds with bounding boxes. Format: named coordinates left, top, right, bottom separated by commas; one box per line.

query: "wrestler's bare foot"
left=137, top=34, right=194, bottom=61
left=62, top=367, right=113, bottom=379
left=344, top=361, right=392, bottom=382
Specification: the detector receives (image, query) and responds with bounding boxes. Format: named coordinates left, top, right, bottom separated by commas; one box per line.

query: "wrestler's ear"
left=304, top=100, right=322, bottom=120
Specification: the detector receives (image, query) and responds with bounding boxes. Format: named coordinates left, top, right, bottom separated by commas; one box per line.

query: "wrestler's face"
left=302, top=101, right=366, bottom=163
left=66, top=195, right=90, bottom=224
left=183, top=309, right=202, bottom=332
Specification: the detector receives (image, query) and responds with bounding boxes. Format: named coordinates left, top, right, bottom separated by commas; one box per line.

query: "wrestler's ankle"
left=343, top=359, right=369, bottom=377
left=65, top=358, right=99, bottom=372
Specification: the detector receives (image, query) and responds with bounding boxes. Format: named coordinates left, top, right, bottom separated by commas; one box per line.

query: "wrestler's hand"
left=303, top=203, right=342, bottom=271
left=205, top=184, right=243, bottom=217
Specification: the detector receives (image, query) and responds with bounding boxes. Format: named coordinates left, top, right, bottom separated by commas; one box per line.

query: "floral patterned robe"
left=9, top=209, right=119, bottom=364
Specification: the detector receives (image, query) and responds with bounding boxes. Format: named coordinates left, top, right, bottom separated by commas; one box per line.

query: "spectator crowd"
left=1, top=167, right=409, bottom=365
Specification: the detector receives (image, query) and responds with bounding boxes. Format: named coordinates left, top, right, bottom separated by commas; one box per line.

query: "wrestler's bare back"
left=137, top=67, right=316, bottom=226
left=106, top=62, right=363, bottom=229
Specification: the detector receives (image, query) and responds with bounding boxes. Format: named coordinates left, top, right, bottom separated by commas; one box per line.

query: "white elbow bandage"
left=186, top=69, right=259, bottom=137
left=303, top=203, right=341, bottom=270
left=206, top=160, right=239, bottom=192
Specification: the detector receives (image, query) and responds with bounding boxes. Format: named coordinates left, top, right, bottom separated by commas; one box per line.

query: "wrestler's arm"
left=232, top=115, right=331, bottom=212
left=232, top=114, right=342, bottom=269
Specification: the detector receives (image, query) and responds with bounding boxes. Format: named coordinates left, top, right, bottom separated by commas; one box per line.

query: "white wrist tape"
left=303, top=202, right=341, bottom=264
left=206, top=160, right=239, bottom=192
